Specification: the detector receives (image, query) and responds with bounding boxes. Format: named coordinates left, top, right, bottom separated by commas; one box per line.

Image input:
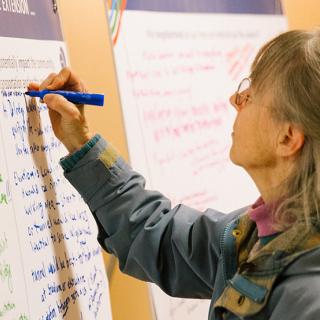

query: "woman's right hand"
left=28, top=67, right=94, bottom=153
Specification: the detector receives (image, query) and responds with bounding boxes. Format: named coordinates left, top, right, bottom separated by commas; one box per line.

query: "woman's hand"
left=28, top=68, right=94, bottom=153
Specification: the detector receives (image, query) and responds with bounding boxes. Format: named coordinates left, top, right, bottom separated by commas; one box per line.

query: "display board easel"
left=113, top=1, right=286, bottom=319
left=0, top=2, right=112, bottom=319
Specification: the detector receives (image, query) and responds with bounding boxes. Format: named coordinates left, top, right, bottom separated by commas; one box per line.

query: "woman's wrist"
left=63, top=132, right=95, bottom=153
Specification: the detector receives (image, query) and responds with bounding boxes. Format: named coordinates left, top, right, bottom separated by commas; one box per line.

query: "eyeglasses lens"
left=236, top=78, right=250, bottom=105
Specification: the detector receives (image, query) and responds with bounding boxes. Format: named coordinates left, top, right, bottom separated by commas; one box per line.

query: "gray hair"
left=250, top=29, right=320, bottom=229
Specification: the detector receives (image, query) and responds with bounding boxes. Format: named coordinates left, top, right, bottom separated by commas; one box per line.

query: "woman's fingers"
left=29, top=68, right=86, bottom=99
left=46, top=67, right=84, bottom=92
left=46, top=68, right=71, bottom=90
left=43, top=94, right=81, bottom=121
left=27, top=82, right=40, bottom=91
left=39, top=72, right=58, bottom=91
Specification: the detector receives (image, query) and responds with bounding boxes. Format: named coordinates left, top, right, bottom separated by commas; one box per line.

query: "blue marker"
left=25, top=90, right=104, bottom=106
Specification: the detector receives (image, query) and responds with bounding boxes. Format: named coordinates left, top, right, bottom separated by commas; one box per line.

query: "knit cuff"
left=60, top=134, right=101, bottom=172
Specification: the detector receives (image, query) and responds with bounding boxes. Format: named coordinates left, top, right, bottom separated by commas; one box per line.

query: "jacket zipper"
left=220, top=218, right=238, bottom=285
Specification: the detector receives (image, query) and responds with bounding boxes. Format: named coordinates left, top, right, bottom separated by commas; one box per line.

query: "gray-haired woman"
left=29, top=29, right=320, bottom=319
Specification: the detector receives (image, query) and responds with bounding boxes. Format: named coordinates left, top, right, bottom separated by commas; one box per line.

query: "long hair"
left=250, top=29, right=320, bottom=229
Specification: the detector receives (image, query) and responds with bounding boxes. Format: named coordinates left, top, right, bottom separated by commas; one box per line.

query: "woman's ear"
left=276, top=123, right=304, bottom=158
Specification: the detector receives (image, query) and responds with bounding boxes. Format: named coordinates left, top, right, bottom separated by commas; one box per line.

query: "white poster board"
left=114, top=10, right=287, bottom=320
left=0, top=3, right=112, bottom=320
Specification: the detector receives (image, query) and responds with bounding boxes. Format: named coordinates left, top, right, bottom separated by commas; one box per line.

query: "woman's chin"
left=229, top=147, right=241, bottom=166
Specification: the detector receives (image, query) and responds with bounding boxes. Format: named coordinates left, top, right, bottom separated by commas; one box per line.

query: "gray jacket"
left=63, top=137, right=320, bottom=320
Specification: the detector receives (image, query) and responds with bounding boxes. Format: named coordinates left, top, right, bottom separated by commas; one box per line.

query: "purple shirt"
left=248, top=197, right=279, bottom=237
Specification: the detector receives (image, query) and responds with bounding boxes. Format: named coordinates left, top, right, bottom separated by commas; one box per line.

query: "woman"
left=29, top=29, right=320, bottom=319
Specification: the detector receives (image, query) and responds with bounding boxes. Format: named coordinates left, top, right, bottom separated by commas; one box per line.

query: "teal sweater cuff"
left=60, top=134, right=101, bottom=172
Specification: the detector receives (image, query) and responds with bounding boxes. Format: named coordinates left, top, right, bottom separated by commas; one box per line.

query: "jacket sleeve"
left=63, top=137, right=238, bottom=299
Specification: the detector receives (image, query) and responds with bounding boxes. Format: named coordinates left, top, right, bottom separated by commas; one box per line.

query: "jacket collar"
left=214, top=213, right=320, bottom=318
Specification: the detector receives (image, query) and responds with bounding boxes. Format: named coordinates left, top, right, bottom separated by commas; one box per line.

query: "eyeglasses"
left=235, top=77, right=251, bottom=108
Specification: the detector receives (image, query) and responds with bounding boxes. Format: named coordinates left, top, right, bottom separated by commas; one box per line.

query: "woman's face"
left=229, top=82, right=281, bottom=174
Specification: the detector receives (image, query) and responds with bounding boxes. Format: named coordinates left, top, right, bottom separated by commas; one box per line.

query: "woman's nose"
left=229, top=93, right=239, bottom=111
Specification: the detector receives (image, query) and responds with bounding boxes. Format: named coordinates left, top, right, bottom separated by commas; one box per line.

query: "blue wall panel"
left=126, top=0, right=283, bottom=14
